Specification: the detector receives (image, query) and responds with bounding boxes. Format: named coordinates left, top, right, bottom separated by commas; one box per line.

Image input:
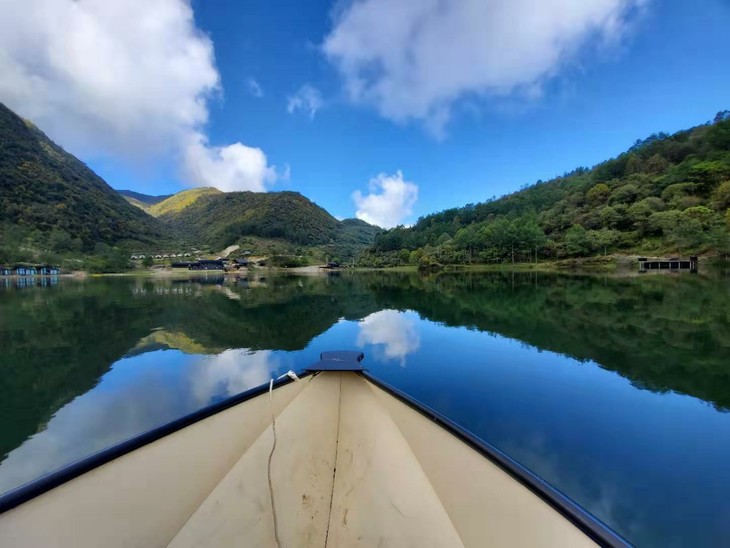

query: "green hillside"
left=336, top=218, right=383, bottom=250
left=0, top=103, right=176, bottom=263
left=161, top=191, right=338, bottom=246
left=117, top=189, right=172, bottom=211
left=147, top=187, right=221, bottom=217
left=119, top=184, right=381, bottom=260
left=362, top=112, right=730, bottom=267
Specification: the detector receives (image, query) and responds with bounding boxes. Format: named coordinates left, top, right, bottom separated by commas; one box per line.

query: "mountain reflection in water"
left=0, top=270, right=728, bottom=546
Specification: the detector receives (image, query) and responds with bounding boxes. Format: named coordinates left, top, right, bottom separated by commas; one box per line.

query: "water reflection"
left=356, top=310, right=421, bottom=365
left=190, top=349, right=279, bottom=407
left=1, top=275, right=60, bottom=289
left=0, top=347, right=284, bottom=493
left=1, top=271, right=729, bottom=545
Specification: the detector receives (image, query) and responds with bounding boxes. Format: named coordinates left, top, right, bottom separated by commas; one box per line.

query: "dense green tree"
left=708, top=225, right=730, bottom=258
left=564, top=225, right=590, bottom=256
left=688, top=161, right=730, bottom=193
left=648, top=210, right=682, bottom=237
left=610, top=184, right=641, bottom=205
left=628, top=197, right=666, bottom=234
left=667, top=219, right=705, bottom=251
left=589, top=229, right=621, bottom=256
left=682, top=206, right=716, bottom=230
left=624, top=154, right=643, bottom=175
left=586, top=183, right=610, bottom=206
left=645, top=153, right=670, bottom=174
left=711, top=181, right=730, bottom=211
left=436, top=232, right=452, bottom=246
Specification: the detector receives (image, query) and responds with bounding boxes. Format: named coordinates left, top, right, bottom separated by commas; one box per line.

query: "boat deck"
left=0, top=372, right=599, bottom=547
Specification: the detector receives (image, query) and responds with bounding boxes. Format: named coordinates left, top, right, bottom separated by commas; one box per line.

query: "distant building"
left=14, top=265, right=37, bottom=276
left=0, top=266, right=12, bottom=276
left=234, top=259, right=250, bottom=268
left=38, top=265, right=61, bottom=275
left=189, top=259, right=225, bottom=271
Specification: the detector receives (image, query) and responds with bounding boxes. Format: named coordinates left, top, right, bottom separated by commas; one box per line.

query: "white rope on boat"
left=268, top=371, right=300, bottom=548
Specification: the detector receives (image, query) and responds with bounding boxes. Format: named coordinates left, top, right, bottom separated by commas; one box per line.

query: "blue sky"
left=1, top=0, right=729, bottom=227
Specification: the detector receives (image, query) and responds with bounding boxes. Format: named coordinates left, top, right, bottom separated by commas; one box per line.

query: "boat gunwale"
left=361, top=371, right=632, bottom=548
left=0, top=368, right=631, bottom=548
left=0, top=371, right=311, bottom=516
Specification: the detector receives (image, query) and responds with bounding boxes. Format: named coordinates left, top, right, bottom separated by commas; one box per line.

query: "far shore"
left=11, top=254, right=721, bottom=279
left=92, top=265, right=331, bottom=277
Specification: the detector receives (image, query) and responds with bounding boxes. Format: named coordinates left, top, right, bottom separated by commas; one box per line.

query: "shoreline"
left=10, top=255, right=722, bottom=278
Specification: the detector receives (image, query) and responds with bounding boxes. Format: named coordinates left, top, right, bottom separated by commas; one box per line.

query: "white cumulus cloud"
left=0, top=0, right=281, bottom=191
left=353, top=171, right=418, bottom=228
left=287, top=84, right=324, bottom=119
left=183, top=133, right=279, bottom=192
left=323, top=0, right=647, bottom=135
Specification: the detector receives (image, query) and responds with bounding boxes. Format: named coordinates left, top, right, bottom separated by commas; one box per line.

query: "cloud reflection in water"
left=357, top=310, right=420, bottom=366
left=0, top=347, right=282, bottom=495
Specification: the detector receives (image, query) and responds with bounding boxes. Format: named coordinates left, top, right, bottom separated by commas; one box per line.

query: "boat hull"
left=0, top=371, right=623, bottom=547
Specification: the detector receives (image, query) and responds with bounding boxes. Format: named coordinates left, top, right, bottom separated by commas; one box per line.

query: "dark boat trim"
left=361, top=371, right=631, bottom=548
left=0, top=371, right=310, bottom=516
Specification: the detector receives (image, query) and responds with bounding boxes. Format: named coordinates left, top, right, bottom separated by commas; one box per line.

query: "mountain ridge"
left=117, top=189, right=172, bottom=206
left=361, top=112, right=730, bottom=266
left=0, top=102, right=177, bottom=262
left=160, top=190, right=338, bottom=246
left=0, top=102, right=380, bottom=266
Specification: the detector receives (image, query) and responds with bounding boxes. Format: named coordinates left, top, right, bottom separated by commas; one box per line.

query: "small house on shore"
left=13, top=265, right=37, bottom=276
left=38, top=265, right=61, bottom=275
left=2, top=265, right=60, bottom=276
left=639, top=256, right=698, bottom=273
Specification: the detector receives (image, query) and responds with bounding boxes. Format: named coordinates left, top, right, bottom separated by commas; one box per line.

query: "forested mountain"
left=157, top=190, right=380, bottom=257
left=0, top=103, right=176, bottom=262
left=336, top=218, right=383, bottom=251
left=362, top=112, right=730, bottom=267
left=0, top=102, right=378, bottom=267
left=117, top=189, right=172, bottom=211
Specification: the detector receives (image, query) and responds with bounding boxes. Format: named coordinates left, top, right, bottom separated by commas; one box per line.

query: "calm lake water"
left=1, top=270, right=729, bottom=545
